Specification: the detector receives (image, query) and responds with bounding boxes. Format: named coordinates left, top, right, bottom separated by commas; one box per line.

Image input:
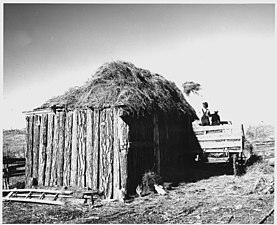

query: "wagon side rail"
left=193, top=124, right=245, bottom=154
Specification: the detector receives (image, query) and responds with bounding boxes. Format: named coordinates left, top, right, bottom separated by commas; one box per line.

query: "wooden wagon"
left=193, top=123, right=246, bottom=175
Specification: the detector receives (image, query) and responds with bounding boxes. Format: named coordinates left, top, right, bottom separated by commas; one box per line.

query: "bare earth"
left=2, top=162, right=274, bottom=224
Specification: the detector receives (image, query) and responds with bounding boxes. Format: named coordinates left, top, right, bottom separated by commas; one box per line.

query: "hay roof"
left=36, top=61, right=197, bottom=119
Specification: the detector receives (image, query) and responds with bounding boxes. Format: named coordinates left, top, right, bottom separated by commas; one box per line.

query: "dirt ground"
left=2, top=161, right=274, bottom=224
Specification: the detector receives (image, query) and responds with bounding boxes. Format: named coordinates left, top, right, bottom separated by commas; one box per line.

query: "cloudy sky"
left=3, top=3, right=275, bottom=129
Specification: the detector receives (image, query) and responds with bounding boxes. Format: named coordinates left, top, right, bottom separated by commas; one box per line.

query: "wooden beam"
left=50, top=113, right=60, bottom=186
left=2, top=189, right=73, bottom=195
left=45, top=114, right=54, bottom=186
left=92, top=109, right=100, bottom=191
left=23, top=109, right=53, bottom=116
left=15, top=193, right=72, bottom=198
left=113, top=108, right=120, bottom=199
left=63, top=112, right=73, bottom=187
left=99, top=109, right=114, bottom=199
left=6, top=191, right=14, bottom=198
left=2, top=197, right=64, bottom=205
left=38, top=114, right=48, bottom=186
left=86, top=108, right=93, bottom=189
left=39, top=193, right=45, bottom=199
left=25, top=192, right=32, bottom=198
left=25, top=116, right=30, bottom=186
left=118, top=112, right=129, bottom=192
left=198, top=140, right=242, bottom=149
left=77, top=110, right=87, bottom=188
left=33, top=115, right=41, bottom=180
left=70, top=109, right=78, bottom=186
left=196, top=135, right=243, bottom=141
left=24, top=116, right=30, bottom=186
left=153, top=114, right=160, bottom=174
left=26, top=115, right=34, bottom=187
left=193, top=124, right=242, bottom=132
left=57, top=111, right=66, bottom=186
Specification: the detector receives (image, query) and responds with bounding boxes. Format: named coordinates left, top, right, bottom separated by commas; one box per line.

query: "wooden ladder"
left=2, top=189, right=73, bottom=205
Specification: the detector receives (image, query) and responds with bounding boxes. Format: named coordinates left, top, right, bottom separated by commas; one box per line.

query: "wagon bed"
left=193, top=124, right=245, bottom=153
left=193, top=124, right=246, bottom=174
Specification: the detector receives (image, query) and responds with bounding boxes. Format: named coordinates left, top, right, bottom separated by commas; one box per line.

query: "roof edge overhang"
left=22, top=104, right=129, bottom=116
left=23, top=108, right=54, bottom=116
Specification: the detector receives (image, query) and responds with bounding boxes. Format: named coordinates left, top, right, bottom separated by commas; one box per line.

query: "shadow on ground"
left=162, top=162, right=236, bottom=187
left=162, top=154, right=264, bottom=187
left=162, top=163, right=230, bottom=185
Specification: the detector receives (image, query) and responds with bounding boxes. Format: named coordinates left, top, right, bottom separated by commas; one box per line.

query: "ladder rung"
left=39, top=193, right=45, bottom=200
left=53, top=193, right=59, bottom=201
left=25, top=192, right=32, bottom=198
left=6, top=191, right=14, bottom=198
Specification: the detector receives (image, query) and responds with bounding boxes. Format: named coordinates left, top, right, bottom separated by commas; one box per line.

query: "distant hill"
left=3, top=129, right=26, bottom=158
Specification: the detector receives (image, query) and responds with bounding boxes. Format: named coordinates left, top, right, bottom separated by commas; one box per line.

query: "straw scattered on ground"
left=2, top=160, right=274, bottom=224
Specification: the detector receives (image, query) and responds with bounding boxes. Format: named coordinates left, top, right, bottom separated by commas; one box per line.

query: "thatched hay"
left=36, top=61, right=197, bottom=118
left=182, top=81, right=201, bottom=96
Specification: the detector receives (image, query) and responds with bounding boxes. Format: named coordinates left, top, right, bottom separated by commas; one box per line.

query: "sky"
left=2, top=3, right=276, bottom=129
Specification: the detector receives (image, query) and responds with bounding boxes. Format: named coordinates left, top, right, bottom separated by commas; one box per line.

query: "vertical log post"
left=77, top=111, right=82, bottom=187
left=25, top=116, right=29, bottom=186
left=104, top=108, right=114, bottom=199
left=25, top=116, right=30, bottom=171
left=70, top=109, right=78, bottom=186
left=153, top=114, right=160, bottom=174
left=57, top=111, right=66, bottom=186
left=50, top=112, right=60, bottom=186
left=98, top=109, right=114, bottom=199
left=118, top=110, right=129, bottom=193
left=99, top=109, right=105, bottom=193
left=38, top=114, right=48, bottom=186
left=25, top=115, right=33, bottom=187
left=77, top=110, right=87, bottom=187
left=82, top=110, right=87, bottom=187
left=92, top=109, right=100, bottom=191
left=45, top=114, right=54, bottom=186
left=113, top=108, right=120, bottom=198
left=33, top=115, right=41, bottom=181
left=63, top=112, right=73, bottom=187
left=86, top=108, right=94, bottom=189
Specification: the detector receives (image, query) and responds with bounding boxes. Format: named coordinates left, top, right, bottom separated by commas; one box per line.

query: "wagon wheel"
left=232, top=154, right=238, bottom=176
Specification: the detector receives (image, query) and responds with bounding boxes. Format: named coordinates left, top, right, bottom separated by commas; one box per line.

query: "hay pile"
left=242, top=161, right=274, bottom=195
left=36, top=61, right=197, bottom=118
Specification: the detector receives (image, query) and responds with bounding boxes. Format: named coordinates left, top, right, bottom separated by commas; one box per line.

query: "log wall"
left=25, top=108, right=198, bottom=198
left=126, top=112, right=199, bottom=194
left=25, top=108, right=130, bottom=199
